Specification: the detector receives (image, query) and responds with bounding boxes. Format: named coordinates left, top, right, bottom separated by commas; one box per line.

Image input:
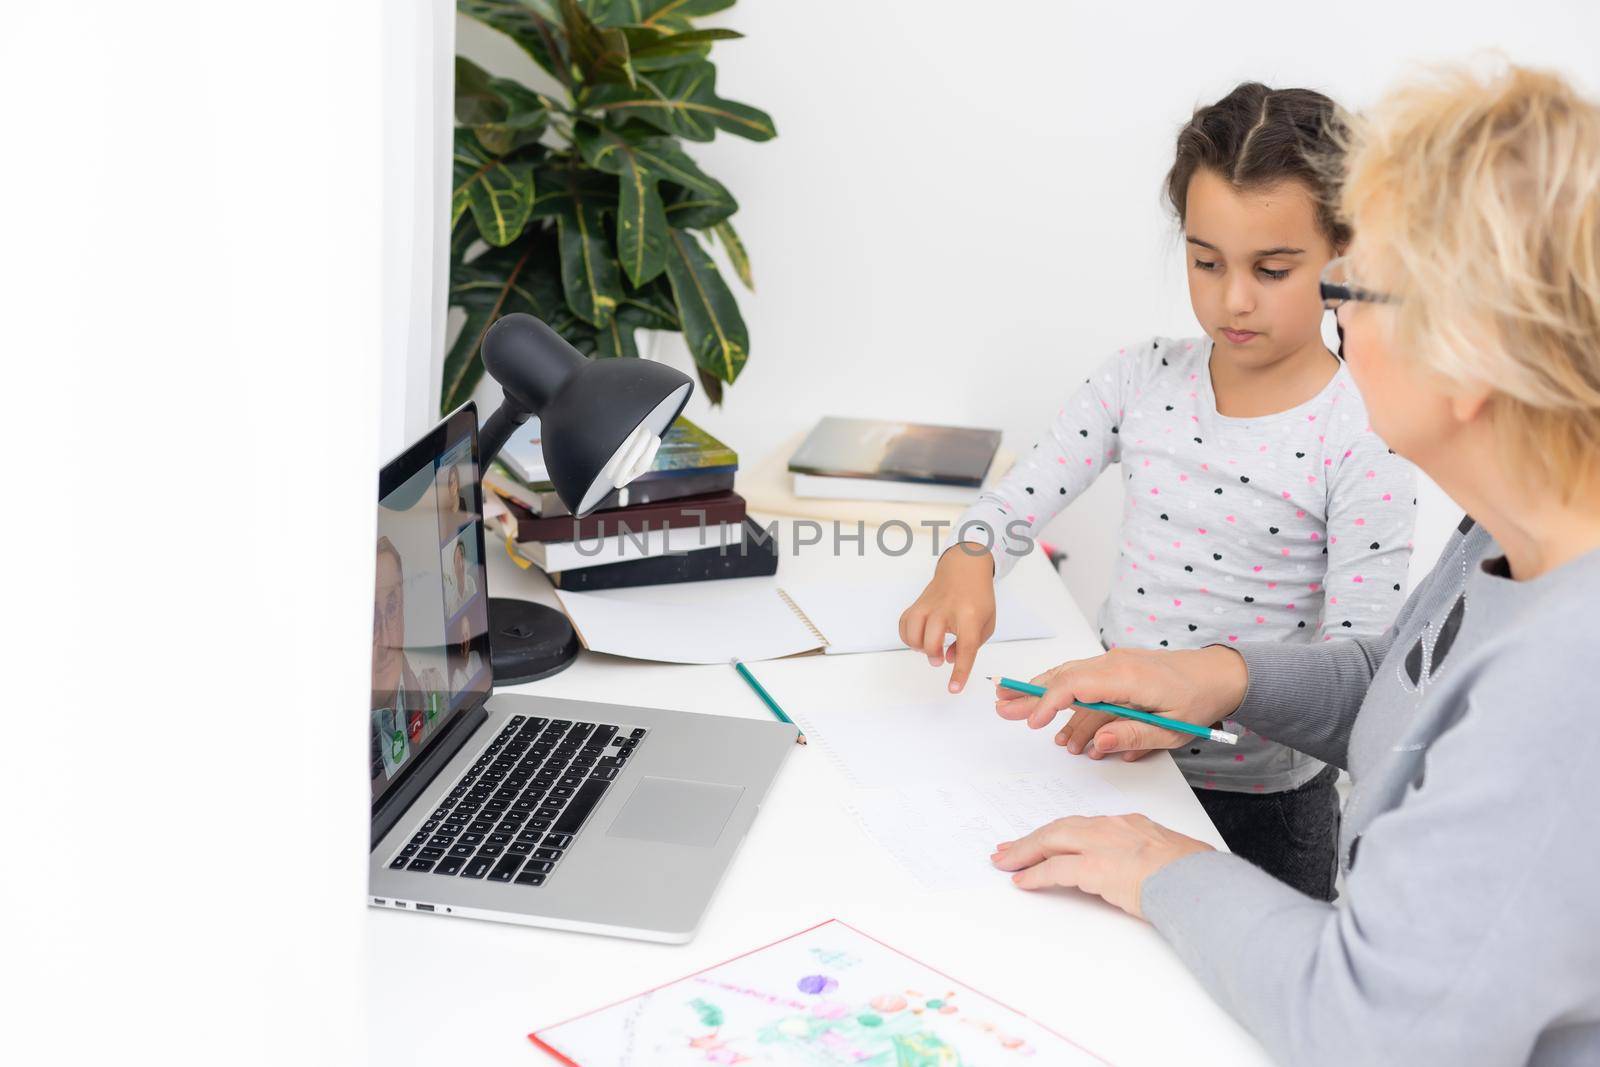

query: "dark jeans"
left=1192, top=764, right=1341, bottom=901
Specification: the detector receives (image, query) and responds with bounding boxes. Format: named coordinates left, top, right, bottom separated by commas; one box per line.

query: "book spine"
left=515, top=493, right=747, bottom=544
left=535, top=470, right=738, bottom=518
left=549, top=521, right=777, bottom=591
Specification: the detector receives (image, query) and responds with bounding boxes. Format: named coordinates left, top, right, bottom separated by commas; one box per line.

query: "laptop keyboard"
left=385, top=714, right=645, bottom=887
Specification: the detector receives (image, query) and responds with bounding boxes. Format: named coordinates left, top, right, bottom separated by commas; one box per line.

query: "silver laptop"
left=368, top=405, right=796, bottom=942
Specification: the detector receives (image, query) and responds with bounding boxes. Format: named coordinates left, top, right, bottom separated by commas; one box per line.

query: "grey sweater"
left=1141, top=516, right=1600, bottom=1065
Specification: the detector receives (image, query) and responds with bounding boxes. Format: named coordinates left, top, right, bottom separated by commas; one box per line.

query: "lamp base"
left=487, top=597, right=580, bottom=685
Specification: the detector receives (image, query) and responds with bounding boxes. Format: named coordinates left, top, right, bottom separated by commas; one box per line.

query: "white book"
left=524, top=521, right=743, bottom=573
left=498, top=416, right=549, bottom=484
left=791, top=472, right=981, bottom=505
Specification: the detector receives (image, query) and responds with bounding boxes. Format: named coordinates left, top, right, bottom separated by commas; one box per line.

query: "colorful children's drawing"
left=796, top=975, right=840, bottom=996
left=529, top=920, right=1108, bottom=1066
left=808, top=948, right=861, bottom=970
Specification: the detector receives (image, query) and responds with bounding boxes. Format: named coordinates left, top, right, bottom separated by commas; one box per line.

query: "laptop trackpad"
left=605, top=776, right=744, bottom=848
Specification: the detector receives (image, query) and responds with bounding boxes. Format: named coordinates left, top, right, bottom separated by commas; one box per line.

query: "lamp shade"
left=480, top=313, right=693, bottom=518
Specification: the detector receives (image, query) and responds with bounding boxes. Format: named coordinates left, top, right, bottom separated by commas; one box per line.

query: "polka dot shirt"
left=957, top=335, right=1419, bottom=794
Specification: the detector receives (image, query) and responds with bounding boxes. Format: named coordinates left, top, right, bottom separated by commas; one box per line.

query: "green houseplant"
left=443, top=0, right=775, bottom=415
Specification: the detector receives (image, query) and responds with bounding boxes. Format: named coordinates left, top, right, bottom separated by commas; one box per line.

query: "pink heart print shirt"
left=956, top=335, right=1418, bottom=793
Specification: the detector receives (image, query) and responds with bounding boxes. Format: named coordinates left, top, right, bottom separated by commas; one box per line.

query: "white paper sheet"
left=786, top=690, right=1087, bottom=788
left=554, top=575, right=1053, bottom=664
left=532, top=919, right=1108, bottom=1065
left=554, top=587, right=821, bottom=664
left=781, top=576, right=1055, bottom=656
left=787, top=691, right=1135, bottom=890
left=846, top=773, right=1133, bottom=891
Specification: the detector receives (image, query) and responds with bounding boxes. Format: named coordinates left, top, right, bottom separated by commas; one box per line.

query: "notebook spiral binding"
left=774, top=588, right=830, bottom=650
left=763, top=593, right=865, bottom=786
left=807, top=729, right=864, bottom=787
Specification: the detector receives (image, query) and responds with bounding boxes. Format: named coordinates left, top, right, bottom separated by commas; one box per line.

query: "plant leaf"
left=621, top=25, right=741, bottom=71
left=440, top=231, right=572, bottom=414
left=704, top=95, right=774, bottom=141
left=458, top=0, right=572, bottom=89
left=662, top=182, right=736, bottom=229
left=557, top=177, right=623, bottom=327
left=599, top=131, right=737, bottom=224
left=575, top=126, right=689, bottom=285
left=663, top=227, right=747, bottom=384
left=451, top=214, right=482, bottom=259
left=629, top=135, right=730, bottom=197
left=625, top=26, right=742, bottom=54
left=587, top=64, right=712, bottom=142
left=455, top=57, right=550, bottom=155
left=455, top=56, right=502, bottom=126
left=695, top=365, right=724, bottom=405
left=712, top=218, right=753, bottom=290
left=589, top=0, right=734, bottom=31
left=615, top=177, right=667, bottom=287
left=587, top=61, right=776, bottom=143
left=573, top=130, right=666, bottom=264
left=621, top=277, right=680, bottom=329
left=595, top=315, right=639, bottom=358
left=451, top=129, right=537, bottom=246
left=596, top=304, right=666, bottom=358
left=560, top=0, right=635, bottom=86
left=595, top=274, right=682, bottom=358
left=530, top=164, right=617, bottom=219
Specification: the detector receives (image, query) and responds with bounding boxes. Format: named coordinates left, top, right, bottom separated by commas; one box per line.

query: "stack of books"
left=787, top=417, right=1003, bottom=504
left=483, top=417, right=776, bottom=591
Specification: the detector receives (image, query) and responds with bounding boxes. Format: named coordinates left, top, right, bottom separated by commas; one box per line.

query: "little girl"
left=899, top=83, right=1418, bottom=900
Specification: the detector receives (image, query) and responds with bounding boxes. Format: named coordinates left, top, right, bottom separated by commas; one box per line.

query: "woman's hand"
left=990, top=814, right=1213, bottom=918
left=993, top=645, right=1249, bottom=760
left=898, top=543, right=997, bottom=693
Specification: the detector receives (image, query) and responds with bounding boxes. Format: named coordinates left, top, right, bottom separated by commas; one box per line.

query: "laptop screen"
left=372, top=406, right=492, bottom=803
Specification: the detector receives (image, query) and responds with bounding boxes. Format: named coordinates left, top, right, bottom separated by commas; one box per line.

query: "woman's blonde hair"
left=1337, top=60, right=1600, bottom=497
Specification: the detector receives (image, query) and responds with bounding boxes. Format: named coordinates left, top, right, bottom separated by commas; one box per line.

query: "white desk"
left=369, top=519, right=1271, bottom=1065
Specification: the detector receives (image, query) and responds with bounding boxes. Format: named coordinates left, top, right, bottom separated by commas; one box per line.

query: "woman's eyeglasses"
left=1321, top=256, right=1397, bottom=310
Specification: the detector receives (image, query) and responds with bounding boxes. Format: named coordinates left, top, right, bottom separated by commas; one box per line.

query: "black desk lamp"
left=477, top=313, right=693, bottom=682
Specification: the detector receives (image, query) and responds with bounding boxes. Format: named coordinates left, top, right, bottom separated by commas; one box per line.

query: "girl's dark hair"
left=1165, top=82, right=1351, bottom=248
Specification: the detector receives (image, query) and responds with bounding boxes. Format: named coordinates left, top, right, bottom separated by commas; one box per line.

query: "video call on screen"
left=371, top=437, right=488, bottom=798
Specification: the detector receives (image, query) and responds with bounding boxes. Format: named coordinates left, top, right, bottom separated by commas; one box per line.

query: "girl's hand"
left=990, top=813, right=1213, bottom=918
left=993, top=645, right=1249, bottom=759
left=898, top=543, right=997, bottom=693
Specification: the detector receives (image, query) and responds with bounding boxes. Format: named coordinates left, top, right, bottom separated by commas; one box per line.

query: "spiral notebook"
left=551, top=577, right=1054, bottom=664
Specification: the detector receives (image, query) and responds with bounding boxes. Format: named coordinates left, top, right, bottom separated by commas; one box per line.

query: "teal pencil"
left=731, top=658, right=806, bottom=745
left=987, top=675, right=1237, bottom=745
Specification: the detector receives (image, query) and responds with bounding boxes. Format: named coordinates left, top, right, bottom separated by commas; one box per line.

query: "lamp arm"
left=479, top=398, right=531, bottom=470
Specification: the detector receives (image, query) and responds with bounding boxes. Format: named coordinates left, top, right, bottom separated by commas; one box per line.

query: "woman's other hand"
left=991, top=813, right=1214, bottom=918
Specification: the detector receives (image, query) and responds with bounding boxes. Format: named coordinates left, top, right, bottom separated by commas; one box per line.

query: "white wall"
left=7, top=2, right=378, bottom=1061
left=448, top=1, right=1600, bottom=614
left=381, top=0, right=456, bottom=459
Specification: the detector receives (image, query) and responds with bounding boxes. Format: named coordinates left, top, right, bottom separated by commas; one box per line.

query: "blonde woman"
left=984, top=63, right=1600, bottom=1063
